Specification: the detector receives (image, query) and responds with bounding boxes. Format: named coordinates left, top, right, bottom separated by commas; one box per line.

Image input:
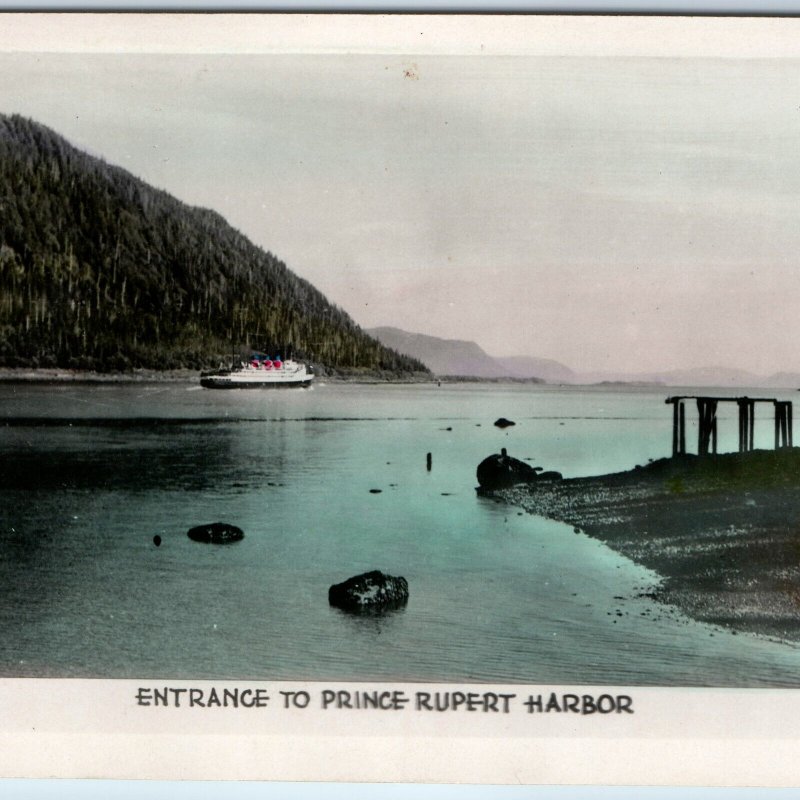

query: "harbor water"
left=1, top=380, right=799, bottom=686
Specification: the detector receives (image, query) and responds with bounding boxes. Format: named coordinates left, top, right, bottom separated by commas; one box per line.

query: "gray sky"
left=3, top=31, right=800, bottom=373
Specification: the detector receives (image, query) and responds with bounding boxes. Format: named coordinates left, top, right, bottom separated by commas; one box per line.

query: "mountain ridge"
left=367, top=326, right=516, bottom=379
left=0, top=114, right=429, bottom=376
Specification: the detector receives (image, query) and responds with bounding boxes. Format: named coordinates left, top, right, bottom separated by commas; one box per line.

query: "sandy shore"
left=495, top=450, right=800, bottom=642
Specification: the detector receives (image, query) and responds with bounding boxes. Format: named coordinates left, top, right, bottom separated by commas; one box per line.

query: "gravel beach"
left=496, top=450, right=800, bottom=642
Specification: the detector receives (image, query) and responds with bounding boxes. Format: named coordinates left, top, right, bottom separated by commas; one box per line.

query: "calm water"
left=1, top=380, right=799, bottom=686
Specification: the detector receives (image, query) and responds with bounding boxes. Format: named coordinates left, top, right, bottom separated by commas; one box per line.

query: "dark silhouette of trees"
left=0, top=114, right=430, bottom=376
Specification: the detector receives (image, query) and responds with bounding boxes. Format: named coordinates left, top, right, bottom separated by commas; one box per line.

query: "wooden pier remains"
left=665, top=396, right=793, bottom=456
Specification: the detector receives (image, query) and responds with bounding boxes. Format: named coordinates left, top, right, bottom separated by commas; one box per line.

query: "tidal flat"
left=499, top=449, right=800, bottom=642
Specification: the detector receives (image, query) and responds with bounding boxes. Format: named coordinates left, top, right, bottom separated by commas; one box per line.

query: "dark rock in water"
left=369, top=488, right=383, bottom=494
left=153, top=535, right=161, bottom=547
left=476, top=452, right=539, bottom=490
left=187, top=522, right=244, bottom=544
left=328, top=570, right=409, bottom=613
left=494, top=417, right=516, bottom=428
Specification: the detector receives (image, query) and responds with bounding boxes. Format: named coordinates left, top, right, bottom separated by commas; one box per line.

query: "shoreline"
left=492, top=450, right=800, bottom=644
left=3, top=368, right=791, bottom=390
left=0, top=369, right=547, bottom=386
left=0, top=368, right=435, bottom=385
left=0, top=368, right=201, bottom=384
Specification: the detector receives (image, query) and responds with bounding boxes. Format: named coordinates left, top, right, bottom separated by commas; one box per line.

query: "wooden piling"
left=697, top=399, right=704, bottom=455
left=672, top=400, right=679, bottom=457
left=739, top=401, right=744, bottom=452
left=738, top=399, right=751, bottom=453
left=697, top=399, right=718, bottom=456
left=712, top=412, right=718, bottom=454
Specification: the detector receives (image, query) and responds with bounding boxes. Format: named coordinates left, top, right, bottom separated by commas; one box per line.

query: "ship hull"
left=200, top=376, right=313, bottom=389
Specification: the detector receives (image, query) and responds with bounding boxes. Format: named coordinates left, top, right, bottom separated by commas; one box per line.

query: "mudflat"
left=498, top=450, right=800, bottom=642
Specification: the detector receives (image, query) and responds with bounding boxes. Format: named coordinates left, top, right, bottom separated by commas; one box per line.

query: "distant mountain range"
left=577, top=367, right=800, bottom=389
left=367, top=326, right=800, bottom=388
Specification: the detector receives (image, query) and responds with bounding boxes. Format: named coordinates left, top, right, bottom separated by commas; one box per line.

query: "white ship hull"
left=201, top=360, right=313, bottom=389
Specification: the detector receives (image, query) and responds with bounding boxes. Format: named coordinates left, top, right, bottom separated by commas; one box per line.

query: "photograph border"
left=3, top=7, right=800, bottom=792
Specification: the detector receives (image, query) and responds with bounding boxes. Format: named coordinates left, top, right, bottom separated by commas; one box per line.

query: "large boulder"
left=494, top=417, right=516, bottom=428
left=187, top=522, right=244, bottom=544
left=476, top=452, right=540, bottom=491
left=329, top=570, right=409, bottom=613
left=538, top=470, right=563, bottom=482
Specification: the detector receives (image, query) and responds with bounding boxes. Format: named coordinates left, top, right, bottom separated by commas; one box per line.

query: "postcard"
left=2, top=11, right=800, bottom=785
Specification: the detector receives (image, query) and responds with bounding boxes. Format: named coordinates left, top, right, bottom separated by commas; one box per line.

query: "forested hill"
left=0, top=114, right=429, bottom=375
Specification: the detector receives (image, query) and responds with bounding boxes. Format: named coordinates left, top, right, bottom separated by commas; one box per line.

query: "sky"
left=3, top=16, right=800, bottom=374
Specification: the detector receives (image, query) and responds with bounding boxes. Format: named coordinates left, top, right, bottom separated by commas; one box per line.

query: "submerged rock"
left=328, top=570, right=409, bottom=613
left=187, top=522, right=244, bottom=544
left=494, top=417, right=516, bottom=428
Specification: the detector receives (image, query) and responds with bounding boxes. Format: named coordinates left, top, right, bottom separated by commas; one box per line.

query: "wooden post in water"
left=668, top=398, right=687, bottom=456
left=696, top=399, right=703, bottom=455
left=679, top=401, right=686, bottom=455
left=696, top=398, right=718, bottom=457
left=775, top=401, right=793, bottom=449
left=711, top=401, right=718, bottom=454
left=671, top=399, right=679, bottom=456
left=737, top=399, right=751, bottom=453
left=739, top=401, right=744, bottom=452
left=749, top=401, right=755, bottom=451
left=697, top=398, right=707, bottom=456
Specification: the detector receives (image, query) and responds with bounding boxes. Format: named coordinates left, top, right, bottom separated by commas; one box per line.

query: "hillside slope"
left=367, top=326, right=531, bottom=379
left=0, top=114, right=428, bottom=375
